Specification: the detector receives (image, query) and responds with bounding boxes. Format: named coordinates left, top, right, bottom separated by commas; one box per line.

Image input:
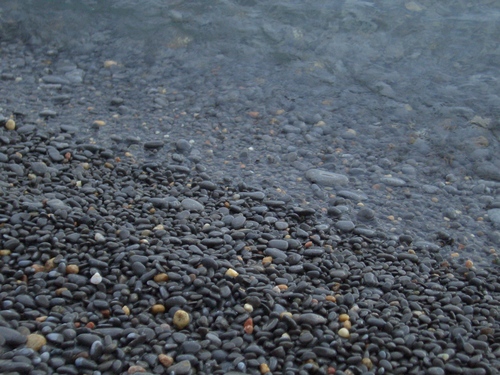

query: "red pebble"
left=244, top=317, right=254, bottom=334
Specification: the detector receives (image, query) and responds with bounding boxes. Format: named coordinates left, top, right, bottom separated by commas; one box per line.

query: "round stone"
left=151, top=304, right=166, bottom=314
left=173, top=310, right=190, bottom=329
left=338, top=328, right=350, bottom=338
left=26, top=334, right=46, bottom=351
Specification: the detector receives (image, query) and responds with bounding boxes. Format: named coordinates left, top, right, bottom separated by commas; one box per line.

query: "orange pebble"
left=259, top=363, right=270, bottom=374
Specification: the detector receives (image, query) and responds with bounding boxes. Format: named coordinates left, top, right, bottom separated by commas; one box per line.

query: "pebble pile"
left=1, top=121, right=499, bottom=375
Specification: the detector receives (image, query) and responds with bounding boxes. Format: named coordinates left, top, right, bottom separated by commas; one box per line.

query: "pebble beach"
left=1, top=1, right=500, bottom=375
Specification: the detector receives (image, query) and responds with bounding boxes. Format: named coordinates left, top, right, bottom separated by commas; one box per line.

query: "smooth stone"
left=264, top=248, right=287, bottom=260
left=144, top=141, right=164, bottom=149
left=488, top=209, right=500, bottom=224
left=164, top=296, right=187, bottom=308
left=166, top=360, right=191, bottom=375
left=26, top=334, right=46, bottom=351
left=201, top=257, right=218, bottom=270
left=0, top=327, right=27, bottom=346
left=9, top=164, right=24, bottom=176
left=181, top=198, right=204, bottom=211
left=231, top=216, right=246, bottom=229
left=268, top=239, right=289, bottom=250
left=337, top=190, right=367, bottom=201
left=46, top=199, right=70, bottom=211
left=132, top=261, right=146, bottom=276
left=0, top=360, right=33, bottom=373
left=380, top=177, right=406, bottom=186
left=335, top=220, right=355, bottom=232
left=46, top=333, right=65, bottom=344
left=303, top=247, right=325, bottom=257
left=297, top=313, right=327, bottom=326
left=31, top=162, right=48, bottom=175
left=77, top=334, right=102, bottom=346
left=363, top=272, right=379, bottom=287
left=181, top=341, right=201, bottom=353
left=330, top=269, right=349, bottom=279
left=427, top=367, right=445, bottom=375
left=305, top=169, right=349, bottom=186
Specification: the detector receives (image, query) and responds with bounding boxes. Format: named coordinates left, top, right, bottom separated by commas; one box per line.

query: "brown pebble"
left=362, top=357, right=373, bottom=369
left=55, top=288, right=68, bottom=296
left=0, top=249, right=12, bottom=256
left=158, top=354, right=174, bottom=367
left=339, top=314, right=350, bottom=322
left=66, top=264, right=79, bottom=274
left=154, top=273, right=169, bottom=282
left=325, top=295, right=336, bottom=303
left=173, top=309, right=190, bottom=329
left=151, top=304, right=166, bottom=314
left=45, top=258, right=56, bottom=271
left=262, top=256, right=273, bottom=265
left=32, top=264, right=45, bottom=273
left=26, top=334, right=46, bottom=351
left=127, top=365, right=146, bottom=373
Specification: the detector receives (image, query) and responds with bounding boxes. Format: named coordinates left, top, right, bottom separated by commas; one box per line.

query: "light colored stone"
left=26, top=334, right=46, bottom=351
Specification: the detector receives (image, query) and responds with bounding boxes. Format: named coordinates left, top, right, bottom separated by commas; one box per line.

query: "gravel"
left=1, top=3, right=500, bottom=374
left=0, top=124, right=499, bottom=375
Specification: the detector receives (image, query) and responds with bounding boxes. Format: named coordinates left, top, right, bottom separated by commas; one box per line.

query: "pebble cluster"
left=1, top=3, right=500, bottom=373
left=0, top=121, right=499, bottom=375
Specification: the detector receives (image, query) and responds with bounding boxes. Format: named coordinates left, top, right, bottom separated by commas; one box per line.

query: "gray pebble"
left=268, top=239, right=289, bottom=250
left=305, top=169, right=349, bottom=186
left=265, top=247, right=288, bottom=260
left=380, top=177, right=406, bottom=186
left=335, top=220, right=355, bottom=232
left=297, top=313, right=327, bottom=326
left=181, top=198, right=204, bottom=211
left=166, top=360, right=191, bottom=375
left=0, top=327, right=27, bottom=346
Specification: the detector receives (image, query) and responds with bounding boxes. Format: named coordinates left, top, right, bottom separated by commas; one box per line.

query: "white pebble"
left=90, top=272, right=102, bottom=285
left=94, top=233, right=106, bottom=243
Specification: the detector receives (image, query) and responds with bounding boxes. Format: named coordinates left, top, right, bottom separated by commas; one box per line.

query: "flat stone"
left=305, top=169, right=349, bottom=186
left=0, top=326, right=27, bottom=346
left=0, top=360, right=33, bottom=373
left=380, top=177, right=406, bottom=186
left=297, top=313, right=327, bottom=326
left=268, top=239, right=288, bottom=250
left=264, top=248, right=287, bottom=260
left=166, top=360, right=191, bottom=375
left=181, top=198, right=204, bottom=211
left=77, top=334, right=102, bottom=347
